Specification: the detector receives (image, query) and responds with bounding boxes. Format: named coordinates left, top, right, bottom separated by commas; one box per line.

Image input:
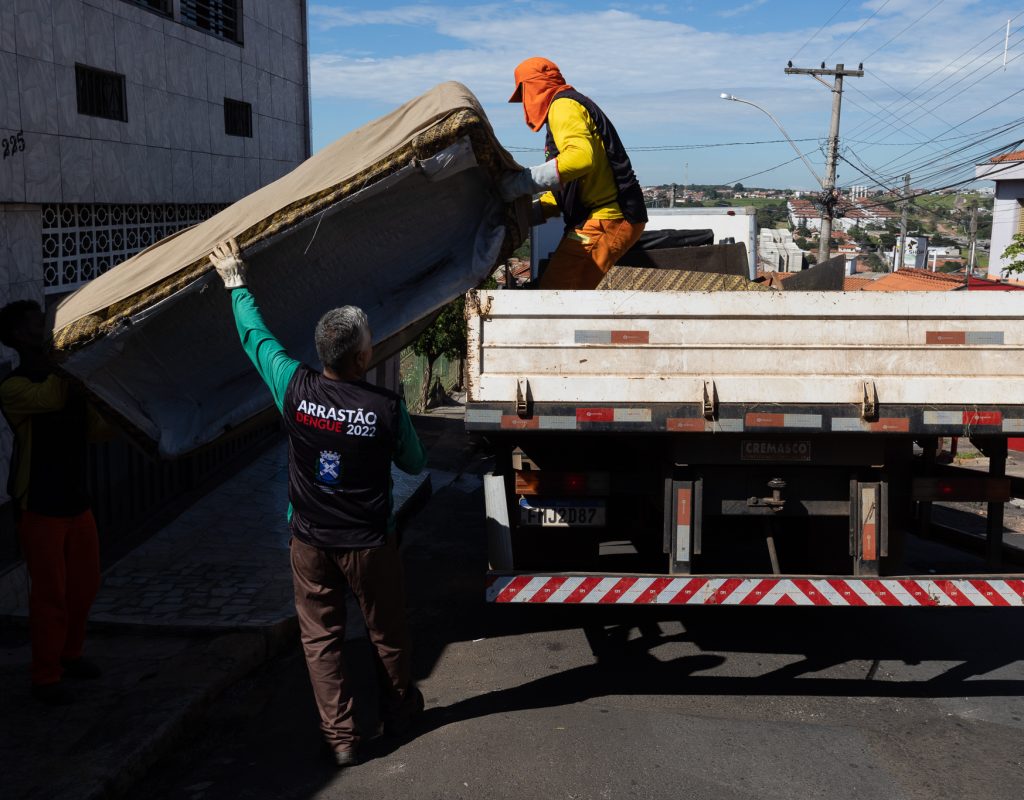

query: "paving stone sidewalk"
left=1, top=441, right=430, bottom=630
left=0, top=423, right=437, bottom=800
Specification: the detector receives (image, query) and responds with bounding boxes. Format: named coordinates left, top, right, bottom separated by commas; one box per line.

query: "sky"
left=306, top=0, right=1024, bottom=191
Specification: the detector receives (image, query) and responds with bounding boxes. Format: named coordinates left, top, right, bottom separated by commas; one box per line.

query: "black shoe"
left=32, top=682, right=75, bottom=706
left=61, top=657, right=102, bottom=680
left=330, top=748, right=359, bottom=769
left=384, top=686, right=425, bottom=738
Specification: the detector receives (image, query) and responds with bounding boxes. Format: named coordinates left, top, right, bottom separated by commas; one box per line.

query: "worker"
left=0, top=300, right=109, bottom=705
left=500, top=56, right=648, bottom=289
left=208, top=238, right=427, bottom=768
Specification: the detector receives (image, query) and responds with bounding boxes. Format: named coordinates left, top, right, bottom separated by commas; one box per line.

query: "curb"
left=75, top=617, right=298, bottom=800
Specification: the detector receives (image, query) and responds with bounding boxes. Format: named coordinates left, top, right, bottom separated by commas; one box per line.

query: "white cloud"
left=307, top=1, right=1024, bottom=183
left=718, top=0, right=768, bottom=19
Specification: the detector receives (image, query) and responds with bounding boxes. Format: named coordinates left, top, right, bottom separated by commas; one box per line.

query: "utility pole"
left=785, top=62, right=864, bottom=264
left=968, top=199, right=978, bottom=275
left=898, top=173, right=910, bottom=271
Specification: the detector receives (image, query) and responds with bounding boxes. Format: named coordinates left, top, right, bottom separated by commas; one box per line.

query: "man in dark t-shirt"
left=209, top=238, right=427, bottom=768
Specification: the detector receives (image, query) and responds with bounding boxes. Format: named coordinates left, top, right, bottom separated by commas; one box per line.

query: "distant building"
left=849, top=185, right=868, bottom=200
left=787, top=198, right=898, bottom=232
left=975, top=151, right=1024, bottom=278
left=758, top=228, right=806, bottom=272
left=1, top=0, right=311, bottom=307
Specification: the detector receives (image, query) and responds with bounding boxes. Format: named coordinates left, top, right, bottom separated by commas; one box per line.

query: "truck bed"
left=465, top=289, right=1024, bottom=436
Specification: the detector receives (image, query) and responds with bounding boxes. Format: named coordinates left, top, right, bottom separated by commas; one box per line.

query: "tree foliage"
left=1002, top=233, right=1024, bottom=274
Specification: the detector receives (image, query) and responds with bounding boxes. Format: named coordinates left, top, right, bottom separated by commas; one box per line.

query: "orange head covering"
left=508, top=57, right=574, bottom=132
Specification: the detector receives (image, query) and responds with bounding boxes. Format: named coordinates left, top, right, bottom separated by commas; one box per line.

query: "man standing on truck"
left=500, top=56, right=647, bottom=289
left=208, top=238, right=427, bottom=768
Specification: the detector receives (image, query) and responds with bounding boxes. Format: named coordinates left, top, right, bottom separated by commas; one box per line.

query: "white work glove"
left=499, top=160, right=561, bottom=202
left=208, top=238, right=247, bottom=289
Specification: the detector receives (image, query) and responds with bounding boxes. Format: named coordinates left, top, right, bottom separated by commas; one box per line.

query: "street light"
left=719, top=93, right=823, bottom=187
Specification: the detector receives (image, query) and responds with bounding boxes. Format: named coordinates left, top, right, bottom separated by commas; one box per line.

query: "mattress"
left=596, top=267, right=770, bottom=292
left=50, top=82, right=526, bottom=457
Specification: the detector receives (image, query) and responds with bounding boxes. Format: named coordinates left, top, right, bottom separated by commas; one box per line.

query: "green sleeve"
left=230, top=288, right=300, bottom=413
left=393, top=399, right=426, bottom=474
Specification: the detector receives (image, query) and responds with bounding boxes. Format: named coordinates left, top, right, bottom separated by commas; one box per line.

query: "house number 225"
left=2, top=131, right=26, bottom=160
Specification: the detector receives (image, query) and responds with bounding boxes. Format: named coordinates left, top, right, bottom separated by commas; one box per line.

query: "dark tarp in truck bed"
left=50, top=82, right=526, bottom=457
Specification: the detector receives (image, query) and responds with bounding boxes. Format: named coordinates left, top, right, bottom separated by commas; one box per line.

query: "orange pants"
left=19, top=510, right=100, bottom=685
left=539, top=217, right=646, bottom=289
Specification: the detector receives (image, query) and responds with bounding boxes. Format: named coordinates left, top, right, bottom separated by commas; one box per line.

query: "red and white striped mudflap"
left=485, top=575, right=1024, bottom=607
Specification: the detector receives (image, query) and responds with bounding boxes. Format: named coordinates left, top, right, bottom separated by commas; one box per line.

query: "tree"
left=1002, top=233, right=1024, bottom=274
left=733, top=183, right=744, bottom=192
left=796, top=225, right=811, bottom=237
left=938, top=261, right=962, bottom=273
left=794, top=237, right=809, bottom=250
left=412, top=297, right=467, bottom=411
left=412, top=278, right=498, bottom=409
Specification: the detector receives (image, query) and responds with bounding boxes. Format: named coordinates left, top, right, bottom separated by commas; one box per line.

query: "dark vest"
left=3, top=368, right=90, bottom=517
left=543, top=89, right=648, bottom=232
left=282, top=366, right=400, bottom=550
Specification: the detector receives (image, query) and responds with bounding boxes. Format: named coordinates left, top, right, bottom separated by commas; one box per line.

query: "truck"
left=467, top=208, right=1024, bottom=608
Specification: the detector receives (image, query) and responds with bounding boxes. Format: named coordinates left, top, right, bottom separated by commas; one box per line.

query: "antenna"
left=1006, top=19, right=1011, bottom=70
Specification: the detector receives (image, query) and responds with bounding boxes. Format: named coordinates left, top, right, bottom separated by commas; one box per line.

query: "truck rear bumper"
left=486, top=574, right=1024, bottom=607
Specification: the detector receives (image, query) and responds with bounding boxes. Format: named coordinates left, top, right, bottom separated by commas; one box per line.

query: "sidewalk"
left=0, top=423, right=437, bottom=800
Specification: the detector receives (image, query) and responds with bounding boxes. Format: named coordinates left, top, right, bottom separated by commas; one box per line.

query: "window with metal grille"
left=180, top=0, right=242, bottom=44
left=119, top=0, right=173, bottom=16
left=75, top=65, right=128, bottom=122
left=42, top=203, right=229, bottom=294
left=224, top=98, right=252, bottom=138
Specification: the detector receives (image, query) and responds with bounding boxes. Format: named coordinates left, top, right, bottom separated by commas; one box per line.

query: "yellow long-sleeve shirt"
left=1, top=373, right=112, bottom=510
left=539, top=96, right=623, bottom=222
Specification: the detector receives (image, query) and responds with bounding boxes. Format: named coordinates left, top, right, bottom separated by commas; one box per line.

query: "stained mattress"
left=51, top=82, right=526, bottom=457
left=596, top=267, right=769, bottom=292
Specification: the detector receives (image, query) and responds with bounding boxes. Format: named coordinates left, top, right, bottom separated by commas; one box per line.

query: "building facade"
left=975, top=152, right=1024, bottom=278
left=1, top=0, right=311, bottom=305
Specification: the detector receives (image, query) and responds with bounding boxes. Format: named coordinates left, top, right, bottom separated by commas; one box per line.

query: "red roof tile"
left=991, top=150, right=1024, bottom=163
left=861, top=268, right=965, bottom=291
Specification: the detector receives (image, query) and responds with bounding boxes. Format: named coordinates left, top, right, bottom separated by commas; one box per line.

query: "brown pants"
left=290, top=534, right=415, bottom=751
left=20, top=509, right=100, bottom=686
left=539, top=217, right=646, bottom=289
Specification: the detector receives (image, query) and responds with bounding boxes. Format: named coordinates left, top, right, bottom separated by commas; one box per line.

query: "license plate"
left=519, top=498, right=606, bottom=527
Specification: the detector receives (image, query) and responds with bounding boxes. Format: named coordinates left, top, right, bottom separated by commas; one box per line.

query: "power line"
left=791, top=0, right=855, bottom=60
left=503, top=138, right=821, bottom=153
left=843, top=15, right=1024, bottom=142
left=825, top=0, right=891, bottom=60
left=855, top=30, right=1024, bottom=145
left=723, top=155, right=805, bottom=187
left=861, top=61, right=1024, bottom=178
left=860, top=0, right=945, bottom=63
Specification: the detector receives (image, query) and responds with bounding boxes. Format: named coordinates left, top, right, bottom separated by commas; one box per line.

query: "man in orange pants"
left=500, top=57, right=647, bottom=289
left=0, top=300, right=108, bottom=705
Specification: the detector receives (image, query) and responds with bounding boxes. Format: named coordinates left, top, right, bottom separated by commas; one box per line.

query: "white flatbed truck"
left=466, top=210, right=1024, bottom=608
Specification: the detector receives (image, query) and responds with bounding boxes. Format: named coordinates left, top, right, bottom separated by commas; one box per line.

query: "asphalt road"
left=137, top=418, right=1024, bottom=800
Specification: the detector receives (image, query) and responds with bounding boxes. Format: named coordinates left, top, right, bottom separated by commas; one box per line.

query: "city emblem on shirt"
left=317, top=450, right=341, bottom=485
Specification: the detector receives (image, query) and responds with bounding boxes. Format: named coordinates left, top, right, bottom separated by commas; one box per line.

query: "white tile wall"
left=24, top=133, right=61, bottom=203
left=59, top=135, right=94, bottom=202
left=2, top=0, right=310, bottom=296
left=17, top=56, right=59, bottom=135
left=0, top=52, right=20, bottom=132
left=16, top=0, right=55, bottom=62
